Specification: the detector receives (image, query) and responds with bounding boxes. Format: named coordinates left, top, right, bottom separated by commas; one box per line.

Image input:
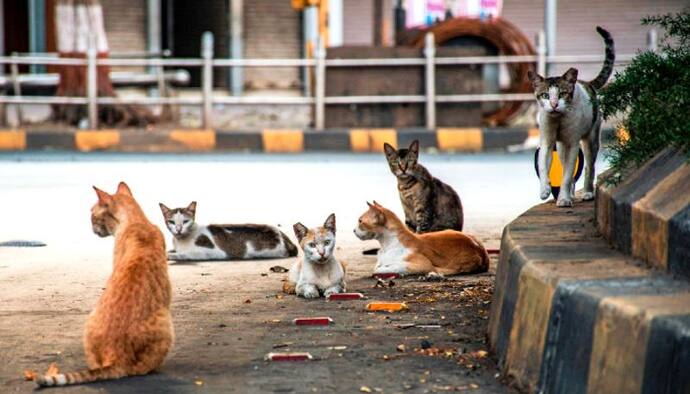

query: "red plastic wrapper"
left=265, top=352, right=313, bottom=361
left=292, top=317, right=333, bottom=326
left=327, top=292, right=364, bottom=301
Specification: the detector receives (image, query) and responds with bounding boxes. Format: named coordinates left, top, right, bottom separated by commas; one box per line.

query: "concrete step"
left=488, top=200, right=690, bottom=393
left=597, top=147, right=690, bottom=280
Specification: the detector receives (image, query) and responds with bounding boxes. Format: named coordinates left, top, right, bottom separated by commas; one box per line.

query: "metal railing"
left=0, top=30, right=645, bottom=130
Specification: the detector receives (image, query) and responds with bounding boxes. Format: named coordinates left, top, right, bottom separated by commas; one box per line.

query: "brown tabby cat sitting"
left=384, top=140, right=464, bottom=233
left=28, top=182, right=174, bottom=387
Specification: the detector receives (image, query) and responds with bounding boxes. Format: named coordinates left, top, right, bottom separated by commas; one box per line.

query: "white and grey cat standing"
left=528, top=26, right=615, bottom=207
left=159, top=201, right=298, bottom=261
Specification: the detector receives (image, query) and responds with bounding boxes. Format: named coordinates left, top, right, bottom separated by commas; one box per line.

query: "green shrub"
left=600, top=9, right=690, bottom=179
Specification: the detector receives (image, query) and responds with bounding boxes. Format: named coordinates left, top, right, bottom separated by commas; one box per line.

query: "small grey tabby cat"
left=528, top=26, right=614, bottom=207
left=383, top=140, right=463, bottom=233
left=283, top=213, right=346, bottom=299
left=159, top=201, right=297, bottom=261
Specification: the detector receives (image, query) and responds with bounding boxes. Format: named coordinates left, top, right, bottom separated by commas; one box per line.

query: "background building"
left=1, top=0, right=686, bottom=92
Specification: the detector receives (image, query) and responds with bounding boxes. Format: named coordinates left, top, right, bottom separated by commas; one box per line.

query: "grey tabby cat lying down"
left=384, top=140, right=464, bottom=233
left=528, top=26, right=614, bottom=207
left=159, top=201, right=298, bottom=261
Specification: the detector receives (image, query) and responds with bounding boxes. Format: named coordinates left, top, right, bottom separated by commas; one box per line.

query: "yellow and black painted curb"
left=596, top=147, right=690, bottom=280
left=0, top=127, right=538, bottom=153
left=488, top=200, right=690, bottom=393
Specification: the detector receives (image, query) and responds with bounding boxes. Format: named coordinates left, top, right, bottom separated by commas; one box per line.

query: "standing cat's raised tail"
left=589, top=26, right=615, bottom=90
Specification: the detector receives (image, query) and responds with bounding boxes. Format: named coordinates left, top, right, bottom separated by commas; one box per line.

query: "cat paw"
left=324, top=286, right=343, bottom=297
left=556, top=198, right=573, bottom=207
left=582, top=191, right=595, bottom=201
left=425, top=272, right=445, bottom=281
left=167, top=252, right=184, bottom=261
left=540, top=186, right=552, bottom=200
left=374, top=265, right=406, bottom=275
left=298, top=285, right=320, bottom=299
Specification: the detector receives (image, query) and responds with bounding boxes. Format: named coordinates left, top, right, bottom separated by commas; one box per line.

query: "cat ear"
left=372, top=200, right=383, bottom=208
left=383, top=143, right=397, bottom=159
left=93, top=186, right=113, bottom=205
left=527, top=70, right=544, bottom=86
left=159, top=203, right=171, bottom=215
left=563, top=68, right=578, bottom=84
left=116, top=181, right=132, bottom=196
left=186, top=201, right=197, bottom=215
left=324, top=213, right=336, bottom=233
left=408, top=140, right=420, bottom=159
left=293, top=222, right=309, bottom=242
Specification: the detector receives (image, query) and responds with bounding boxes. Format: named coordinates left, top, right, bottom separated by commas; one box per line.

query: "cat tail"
left=589, top=26, right=615, bottom=90
left=467, top=234, right=490, bottom=274
left=35, top=366, right=126, bottom=387
left=282, top=232, right=298, bottom=257
left=478, top=246, right=490, bottom=273
left=282, top=280, right=297, bottom=294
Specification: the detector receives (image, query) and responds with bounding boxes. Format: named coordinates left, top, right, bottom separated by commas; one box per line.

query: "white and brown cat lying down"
left=159, top=201, right=297, bottom=261
left=354, top=201, right=488, bottom=277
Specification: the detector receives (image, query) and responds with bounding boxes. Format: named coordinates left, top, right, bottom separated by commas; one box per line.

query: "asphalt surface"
left=0, top=152, right=600, bottom=393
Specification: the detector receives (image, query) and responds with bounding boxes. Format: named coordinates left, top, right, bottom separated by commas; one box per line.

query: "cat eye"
left=540, top=93, right=549, bottom=99
left=324, top=240, right=331, bottom=246
left=308, top=242, right=316, bottom=248
left=559, top=92, right=568, bottom=98
left=167, top=220, right=174, bottom=224
left=183, top=220, right=190, bottom=224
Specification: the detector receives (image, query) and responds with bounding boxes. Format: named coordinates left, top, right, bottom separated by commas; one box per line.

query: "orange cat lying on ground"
left=354, top=201, right=488, bottom=277
left=28, top=182, right=174, bottom=387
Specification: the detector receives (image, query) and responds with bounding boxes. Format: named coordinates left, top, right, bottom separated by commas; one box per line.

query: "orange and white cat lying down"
left=354, top=201, right=488, bottom=276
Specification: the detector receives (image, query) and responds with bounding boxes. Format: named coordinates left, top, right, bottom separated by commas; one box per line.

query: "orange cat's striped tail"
left=35, top=366, right=126, bottom=387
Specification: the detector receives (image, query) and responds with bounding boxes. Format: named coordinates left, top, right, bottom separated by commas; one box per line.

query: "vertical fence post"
left=544, top=0, right=557, bottom=76
left=424, top=32, right=436, bottom=131
left=86, top=35, right=98, bottom=129
left=536, top=30, right=546, bottom=77
left=647, top=29, right=658, bottom=52
left=201, top=31, right=214, bottom=129
left=10, top=54, right=23, bottom=125
left=314, top=37, right=326, bottom=131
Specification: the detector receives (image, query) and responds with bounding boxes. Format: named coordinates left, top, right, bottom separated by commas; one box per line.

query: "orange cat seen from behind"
left=29, top=182, right=174, bottom=387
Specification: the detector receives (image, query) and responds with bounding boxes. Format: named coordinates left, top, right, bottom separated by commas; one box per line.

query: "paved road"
left=0, top=152, right=602, bottom=393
